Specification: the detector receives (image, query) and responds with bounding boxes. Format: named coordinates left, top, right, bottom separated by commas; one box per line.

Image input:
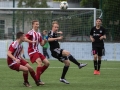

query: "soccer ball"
left=60, top=1, right=68, bottom=10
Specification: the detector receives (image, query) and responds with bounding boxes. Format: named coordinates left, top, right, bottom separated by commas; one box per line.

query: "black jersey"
left=48, top=30, right=60, bottom=50
left=90, top=26, right=106, bottom=47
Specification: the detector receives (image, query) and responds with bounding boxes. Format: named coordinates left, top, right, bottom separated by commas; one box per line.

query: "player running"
left=7, top=32, right=41, bottom=87
left=48, top=21, right=87, bottom=84
left=25, top=20, right=49, bottom=85
left=90, top=18, right=106, bottom=75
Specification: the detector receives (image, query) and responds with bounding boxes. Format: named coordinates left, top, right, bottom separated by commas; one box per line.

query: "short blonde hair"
left=43, top=30, right=47, bottom=33
left=52, top=21, right=59, bottom=27
left=32, top=20, right=39, bottom=25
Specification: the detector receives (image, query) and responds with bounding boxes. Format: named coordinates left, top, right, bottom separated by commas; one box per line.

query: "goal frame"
left=0, top=8, right=96, bottom=26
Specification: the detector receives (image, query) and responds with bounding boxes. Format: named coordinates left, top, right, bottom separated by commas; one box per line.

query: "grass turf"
left=0, top=59, right=120, bottom=90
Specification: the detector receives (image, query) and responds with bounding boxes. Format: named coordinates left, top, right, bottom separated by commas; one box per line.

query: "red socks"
left=29, top=71, right=37, bottom=82
left=36, top=65, right=48, bottom=80
left=23, top=73, right=28, bottom=83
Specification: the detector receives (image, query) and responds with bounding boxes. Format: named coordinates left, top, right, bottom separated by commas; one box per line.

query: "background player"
left=7, top=32, right=40, bottom=87
left=25, top=20, right=49, bottom=85
left=42, top=30, right=50, bottom=59
left=90, top=18, right=106, bottom=75
left=48, top=21, right=87, bottom=84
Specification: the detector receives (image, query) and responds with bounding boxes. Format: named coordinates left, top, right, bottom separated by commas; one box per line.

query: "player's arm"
left=99, top=28, right=106, bottom=40
left=48, top=36, right=63, bottom=41
left=40, top=39, right=47, bottom=46
left=24, top=37, right=36, bottom=43
left=7, top=51, right=20, bottom=63
left=90, top=28, right=95, bottom=42
left=57, top=31, right=63, bottom=34
left=20, top=49, right=25, bottom=60
left=90, top=35, right=95, bottom=42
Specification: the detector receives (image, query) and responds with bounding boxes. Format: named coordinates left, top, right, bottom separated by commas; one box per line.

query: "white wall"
left=1, top=40, right=120, bottom=61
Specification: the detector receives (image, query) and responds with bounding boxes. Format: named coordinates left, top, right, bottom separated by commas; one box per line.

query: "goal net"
left=0, top=8, right=103, bottom=60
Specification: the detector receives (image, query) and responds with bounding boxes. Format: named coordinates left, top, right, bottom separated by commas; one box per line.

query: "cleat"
left=97, top=71, right=100, bottom=75
left=23, top=82, right=32, bottom=87
left=94, top=70, right=98, bottom=75
left=35, top=81, right=40, bottom=86
left=79, top=63, right=87, bottom=69
left=60, top=78, right=69, bottom=84
left=35, top=80, right=45, bottom=86
left=39, top=80, right=45, bottom=85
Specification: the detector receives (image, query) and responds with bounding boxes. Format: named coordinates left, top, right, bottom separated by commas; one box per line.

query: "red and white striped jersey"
left=7, top=41, right=23, bottom=66
left=26, top=29, right=42, bottom=55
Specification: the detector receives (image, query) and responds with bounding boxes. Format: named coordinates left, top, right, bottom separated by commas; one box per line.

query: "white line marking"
left=48, top=67, right=119, bottom=69
left=0, top=65, right=119, bottom=69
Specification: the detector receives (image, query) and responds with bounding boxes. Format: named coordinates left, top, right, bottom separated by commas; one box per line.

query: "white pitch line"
left=0, top=65, right=119, bottom=69
left=48, top=67, right=119, bottom=70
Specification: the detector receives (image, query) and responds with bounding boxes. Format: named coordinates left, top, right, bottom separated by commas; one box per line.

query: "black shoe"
left=35, top=81, right=40, bottom=86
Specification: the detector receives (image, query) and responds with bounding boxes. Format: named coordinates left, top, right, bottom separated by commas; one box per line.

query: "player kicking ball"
left=48, top=21, right=87, bottom=84
left=90, top=18, right=106, bottom=75
left=7, top=32, right=41, bottom=87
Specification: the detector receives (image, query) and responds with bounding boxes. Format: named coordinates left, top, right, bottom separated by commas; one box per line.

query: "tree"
left=16, top=0, right=50, bottom=32
left=80, top=0, right=99, bottom=9
left=80, top=0, right=120, bottom=41
left=102, top=0, right=120, bottom=41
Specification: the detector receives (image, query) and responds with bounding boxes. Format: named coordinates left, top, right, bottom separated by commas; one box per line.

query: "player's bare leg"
left=60, top=60, right=70, bottom=84
left=42, top=58, right=49, bottom=74
left=62, top=50, right=87, bottom=69
left=19, top=65, right=32, bottom=87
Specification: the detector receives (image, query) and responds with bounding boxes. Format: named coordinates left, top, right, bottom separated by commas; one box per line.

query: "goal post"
left=0, top=7, right=96, bottom=25
left=0, top=7, right=97, bottom=41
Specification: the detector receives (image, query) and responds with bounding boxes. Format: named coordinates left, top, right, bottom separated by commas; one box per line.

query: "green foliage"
left=80, top=0, right=99, bottom=9
left=80, top=0, right=120, bottom=42
left=16, top=0, right=50, bottom=31
left=102, top=0, right=120, bottom=41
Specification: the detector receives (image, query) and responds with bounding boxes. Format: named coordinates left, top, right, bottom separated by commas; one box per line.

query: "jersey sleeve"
left=90, top=28, right=93, bottom=36
left=39, top=36, right=42, bottom=42
left=26, top=31, right=33, bottom=39
left=25, top=33, right=31, bottom=39
left=102, top=27, right=106, bottom=35
left=9, top=43, right=18, bottom=53
left=48, top=31, right=53, bottom=38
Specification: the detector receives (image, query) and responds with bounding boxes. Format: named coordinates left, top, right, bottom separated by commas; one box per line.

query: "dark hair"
left=32, top=20, right=39, bottom=25
left=96, top=18, right=102, bottom=22
left=16, top=32, right=24, bottom=39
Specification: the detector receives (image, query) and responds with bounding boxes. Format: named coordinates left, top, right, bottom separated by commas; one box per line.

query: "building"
left=0, top=0, right=80, bottom=39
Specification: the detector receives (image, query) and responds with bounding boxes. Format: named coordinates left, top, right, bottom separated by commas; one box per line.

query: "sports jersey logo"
left=100, top=30, right=102, bottom=33
left=93, top=33, right=101, bottom=36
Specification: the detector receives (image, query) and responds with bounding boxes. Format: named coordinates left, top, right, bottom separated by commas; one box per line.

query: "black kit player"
left=90, top=18, right=106, bottom=75
left=48, top=21, right=87, bottom=84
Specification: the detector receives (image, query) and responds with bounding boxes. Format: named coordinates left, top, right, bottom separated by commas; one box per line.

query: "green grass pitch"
left=0, top=59, right=120, bottom=90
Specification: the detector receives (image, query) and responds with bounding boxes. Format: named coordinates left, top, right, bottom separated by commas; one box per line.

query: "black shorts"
left=51, top=48, right=68, bottom=62
left=92, top=47, right=105, bottom=56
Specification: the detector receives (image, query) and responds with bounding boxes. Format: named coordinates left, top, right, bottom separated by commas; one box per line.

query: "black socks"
left=68, top=55, right=80, bottom=66
left=94, top=60, right=101, bottom=71
left=61, top=66, right=69, bottom=79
